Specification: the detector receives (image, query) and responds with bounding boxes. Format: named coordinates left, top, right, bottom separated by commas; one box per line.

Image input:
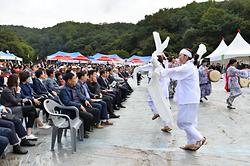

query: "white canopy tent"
left=0, top=51, right=23, bottom=61
left=223, top=32, right=250, bottom=64
left=206, top=39, right=228, bottom=62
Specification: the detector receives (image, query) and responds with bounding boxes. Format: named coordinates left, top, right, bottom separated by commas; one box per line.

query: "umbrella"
left=128, top=58, right=144, bottom=63
left=72, top=55, right=89, bottom=61
left=110, top=57, right=121, bottom=62
left=96, top=56, right=112, bottom=61
left=51, top=55, right=72, bottom=61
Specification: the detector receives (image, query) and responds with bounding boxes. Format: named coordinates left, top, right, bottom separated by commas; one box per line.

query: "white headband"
left=179, top=49, right=192, bottom=58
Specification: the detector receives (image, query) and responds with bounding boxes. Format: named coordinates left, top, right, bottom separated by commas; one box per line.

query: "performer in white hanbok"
left=136, top=53, right=172, bottom=132
left=158, top=48, right=207, bottom=151
left=133, top=32, right=174, bottom=132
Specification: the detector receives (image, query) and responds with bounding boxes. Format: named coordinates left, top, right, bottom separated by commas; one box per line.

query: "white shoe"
left=38, top=124, right=51, bottom=129
left=26, top=134, right=38, bottom=140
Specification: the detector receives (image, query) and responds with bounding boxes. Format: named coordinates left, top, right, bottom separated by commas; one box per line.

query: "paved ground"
left=1, top=78, right=250, bottom=166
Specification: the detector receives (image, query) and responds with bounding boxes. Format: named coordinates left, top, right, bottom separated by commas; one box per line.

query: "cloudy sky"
left=0, top=0, right=221, bottom=28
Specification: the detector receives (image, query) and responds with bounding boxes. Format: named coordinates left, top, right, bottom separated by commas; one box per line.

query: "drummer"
left=198, top=59, right=212, bottom=102
left=225, top=59, right=248, bottom=109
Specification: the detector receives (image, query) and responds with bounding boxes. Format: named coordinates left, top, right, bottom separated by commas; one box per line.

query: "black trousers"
left=12, top=105, right=39, bottom=128
left=104, top=94, right=116, bottom=106
left=124, top=81, right=133, bottom=91
left=107, top=91, right=122, bottom=105
left=102, top=95, right=114, bottom=115
left=92, top=101, right=108, bottom=120
left=62, top=109, right=93, bottom=132
left=85, top=106, right=101, bottom=125
left=79, top=111, right=94, bottom=131
left=22, top=105, right=39, bottom=128
left=118, top=86, right=128, bottom=99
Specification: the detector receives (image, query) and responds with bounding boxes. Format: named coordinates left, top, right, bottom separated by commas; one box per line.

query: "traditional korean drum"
left=208, top=70, right=221, bottom=82
left=239, top=77, right=249, bottom=88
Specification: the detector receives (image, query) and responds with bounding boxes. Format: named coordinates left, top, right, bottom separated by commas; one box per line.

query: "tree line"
left=0, top=0, right=250, bottom=62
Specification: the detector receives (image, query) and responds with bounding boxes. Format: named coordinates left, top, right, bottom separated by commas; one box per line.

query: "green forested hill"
left=1, top=0, right=250, bottom=62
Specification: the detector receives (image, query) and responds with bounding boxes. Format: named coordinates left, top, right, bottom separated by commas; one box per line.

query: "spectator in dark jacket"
left=59, top=72, right=99, bottom=138
left=33, top=69, right=58, bottom=99
left=87, top=70, right=120, bottom=118
left=76, top=71, right=112, bottom=125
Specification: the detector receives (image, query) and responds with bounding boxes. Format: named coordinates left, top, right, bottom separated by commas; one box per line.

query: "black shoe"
left=109, top=114, right=120, bottom=118
left=118, top=105, right=126, bottom=108
left=226, top=99, right=232, bottom=106
left=227, top=105, right=236, bottom=109
left=113, top=106, right=120, bottom=110
left=20, top=139, right=35, bottom=147
left=87, top=129, right=93, bottom=132
left=204, top=97, right=208, bottom=100
left=84, top=134, right=89, bottom=138
left=13, top=145, right=28, bottom=154
left=200, top=99, right=203, bottom=103
left=87, top=126, right=94, bottom=132
left=48, top=119, right=54, bottom=126
left=152, top=114, right=160, bottom=120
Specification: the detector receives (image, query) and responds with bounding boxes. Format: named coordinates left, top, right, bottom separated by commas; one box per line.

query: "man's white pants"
left=177, top=104, right=203, bottom=144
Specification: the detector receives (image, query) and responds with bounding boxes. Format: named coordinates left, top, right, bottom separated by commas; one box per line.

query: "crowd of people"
left=0, top=62, right=134, bottom=157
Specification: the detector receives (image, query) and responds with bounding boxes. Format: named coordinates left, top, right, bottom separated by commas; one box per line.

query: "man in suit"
left=118, top=66, right=133, bottom=92
left=59, top=72, right=100, bottom=138
left=87, top=70, right=120, bottom=118
left=76, top=71, right=112, bottom=126
left=97, top=70, right=125, bottom=108
left=32, top=69, right=60, bottom=122
left=107, top=68, right=130, bottom=100
left=97, top=70, right=110, bottom=89
left=33, top=69, right=55, bottom=97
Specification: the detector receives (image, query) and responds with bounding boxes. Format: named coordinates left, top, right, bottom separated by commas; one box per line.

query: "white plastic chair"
left=43, top=99, right=84, bottom=153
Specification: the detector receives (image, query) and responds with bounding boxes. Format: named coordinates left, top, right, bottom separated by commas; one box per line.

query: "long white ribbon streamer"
left=150, top=32, right=173, bottom=127
left=132, top=32, right=174, bottom=128
left=148, top=69, right=174, bottom=127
